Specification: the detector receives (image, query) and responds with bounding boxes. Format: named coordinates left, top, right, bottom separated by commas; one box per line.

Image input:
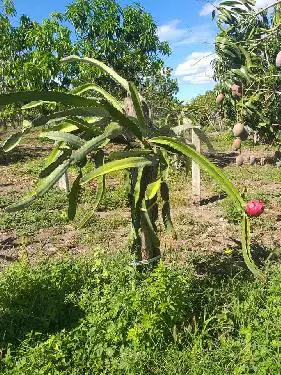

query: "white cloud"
left=175, top=24, right=216, bottom=46
left=175, top=52, right=216, bottom=84
left=157, top=19, right=186, bottom=42
left=157, top=20, right=215, bottom=46
left=199, top=2, right=219, bottom=16
left=255, top=0, right=276, bottom=8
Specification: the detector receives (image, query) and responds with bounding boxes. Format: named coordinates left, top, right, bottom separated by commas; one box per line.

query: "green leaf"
left=103, top=101, right=143, bottom=141
left=128, top=82, right=148, bottom=133
left=150, top=136, right=245, bottom=211
left=21, top=100, right=57, bottom=110
left=33, top=107, right=110, bottom=127
left=216, top=38, right=242, bottom=60
left=108, top=149, right=153, bottom=160
left=60, top=118, right=93, bottom=133
left=41, top=122, right=79, bottom=134
left=231, top=67, right=250, bottom=84
left=241, top=215, right=263, bottom=278
left=159, top=149, right=170, bottom=181
left=44, top=142, right=64, bottom=168
left=1, top=132, right=23, bottom=152
left=68, top=170, right=82, bottom=220
left=40, top=131, right=85, bottom=149
left=72, top=83, right=123, bottom=112
left=62, top=55, right=129, bottom=92
left=80, top=151, right=105, bottom=227
left=145, top=178, right=161, bottom=200
left=160, top=182, right=177, bottom=239
left=1, top=121, right=33, bottom=152
left=71, top=123, right=121, bottom=163
left=141, top=199, right=160, bottom=248
left=81, top=157, right=155, bottom=184
left=40, top=150, right=71, bottom=178
left=6, top=161, right=71, bottom=212
left=133, top=167, right=144, bottom=208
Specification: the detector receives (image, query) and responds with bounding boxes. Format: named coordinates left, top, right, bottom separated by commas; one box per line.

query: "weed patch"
left=0, top=253, right=280, bottom=374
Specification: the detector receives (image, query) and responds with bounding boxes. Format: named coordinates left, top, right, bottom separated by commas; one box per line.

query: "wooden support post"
left=58, top=173, right=69, bottom=193
left=191, top=128, right=201, bottom=205
left=253, top=131, right=258, bottom=145
left=53, top=140, right=69, bottom=193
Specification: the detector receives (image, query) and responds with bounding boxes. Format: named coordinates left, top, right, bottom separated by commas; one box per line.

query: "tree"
left=0, top=1, right=74, bottom=125
left=0, top=0, right=15, bottom=15
left=64, top=0, right=170, bottom=86
left=142, top=69, right=179, bottom=128
left=0, top=0, right=179, bottom=126
left=212, top=0, right=281, bottom=141
left=184, top=89, right=218, bottom=128
left=0, top=2, right=74, bottom=94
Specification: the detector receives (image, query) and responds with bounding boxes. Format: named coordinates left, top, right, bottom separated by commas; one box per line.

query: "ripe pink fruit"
left=245, top=200, right=265, bottom=217
left=236, top=155, right=244, bottom=166
left=231, top=84, right=242, bottom=98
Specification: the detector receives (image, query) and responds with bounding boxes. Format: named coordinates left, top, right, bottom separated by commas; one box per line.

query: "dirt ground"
left=0, top=133, right=281, bottom=270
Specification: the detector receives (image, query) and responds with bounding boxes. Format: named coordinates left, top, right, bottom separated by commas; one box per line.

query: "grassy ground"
left=0, top=129, right=281, bottom=373
left=0, top=253, right=281, bottom=374
left=1, top=130, right=280, bottom=268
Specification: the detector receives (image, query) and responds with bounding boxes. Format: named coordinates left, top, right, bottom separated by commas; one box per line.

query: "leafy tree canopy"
left=0, top=0, right=179, bottom=125
left=184, top=89, right=218, bottom=128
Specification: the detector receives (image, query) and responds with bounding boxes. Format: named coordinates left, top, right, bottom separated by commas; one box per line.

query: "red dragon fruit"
left=245, top=200, right=265, bottom=217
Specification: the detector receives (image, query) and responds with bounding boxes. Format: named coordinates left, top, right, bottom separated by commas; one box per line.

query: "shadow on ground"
left=208, top=152, right=237, bottom=168
left=0, top=146, right=50, bottom=166
left=0, top=273, right=84, bottom=351
left=189, top=241, right=274, bottom=279
left=200, top=193, right=226, bottom=206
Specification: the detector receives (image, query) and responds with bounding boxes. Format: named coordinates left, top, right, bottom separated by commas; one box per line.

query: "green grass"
left=224, top=164, right=281, bottom=184
left=78, top=212, right=130, bottom=248
left=210, top=130, right=234, bottom=152
left=0, top=252, right=280, bottom=374
left=0, top=189, right=68, bottom=235
left=81, top=173, right=129, bottom=211
left=209, top=130, right=277, bottom=154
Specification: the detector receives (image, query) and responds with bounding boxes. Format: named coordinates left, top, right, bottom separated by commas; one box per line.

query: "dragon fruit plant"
left=0, top=55, right=263, bottom=277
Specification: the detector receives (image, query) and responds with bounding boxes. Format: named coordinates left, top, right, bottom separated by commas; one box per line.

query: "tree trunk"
left=124, top=96, right=160, bottom=263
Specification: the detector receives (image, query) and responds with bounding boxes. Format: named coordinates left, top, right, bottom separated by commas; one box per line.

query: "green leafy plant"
left=213, top=0, right=281, bottom=142
left=184, top=89, right=218, bottom=129
left=0, top=55, right=261, bottom=276
left=0, top=253, right=281, bottom=374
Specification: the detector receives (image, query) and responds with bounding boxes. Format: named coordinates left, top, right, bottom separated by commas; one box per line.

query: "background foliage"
left=212, top=0, right=281, bottom=141
left=0, top=0, right=179, bottom=127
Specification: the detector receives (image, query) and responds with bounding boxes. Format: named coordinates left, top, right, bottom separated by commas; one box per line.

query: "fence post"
left=58, top=173, right=69, bottom=192
left=191, top=128, right=201, bottom=205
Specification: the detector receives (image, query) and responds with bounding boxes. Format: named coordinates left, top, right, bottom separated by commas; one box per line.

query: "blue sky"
left=13, top=0, right=273, bottom=100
